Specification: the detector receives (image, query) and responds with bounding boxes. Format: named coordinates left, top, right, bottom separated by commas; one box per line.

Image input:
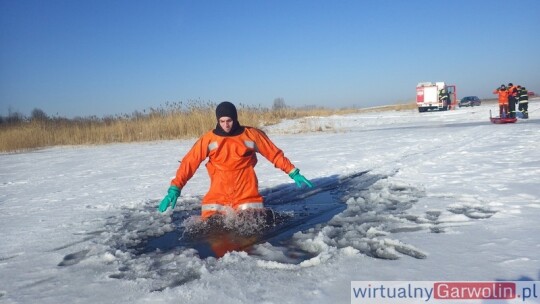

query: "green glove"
left=288, top=168, right=313, bottom=188
left=158, top=186, right=181, bottom=212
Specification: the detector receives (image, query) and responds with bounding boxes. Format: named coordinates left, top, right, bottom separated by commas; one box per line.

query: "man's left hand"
left=289, top=168, right=313, bottom=188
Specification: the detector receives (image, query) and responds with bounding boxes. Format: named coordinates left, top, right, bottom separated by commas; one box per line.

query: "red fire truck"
left=416, top=82, right=456, bottom=113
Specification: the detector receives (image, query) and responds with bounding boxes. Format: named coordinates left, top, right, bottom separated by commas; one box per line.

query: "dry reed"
left=0, top=101, right=413, bottom=153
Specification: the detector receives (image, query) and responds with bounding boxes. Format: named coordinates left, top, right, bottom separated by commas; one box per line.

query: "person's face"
left=219, top=117, right=234, bottom=133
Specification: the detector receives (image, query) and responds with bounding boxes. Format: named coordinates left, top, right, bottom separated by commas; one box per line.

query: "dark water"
left=131, top=170, right=379, bottom=261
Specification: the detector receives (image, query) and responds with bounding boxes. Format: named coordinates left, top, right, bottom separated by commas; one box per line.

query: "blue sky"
left=1, top=0, right=539, bottom=118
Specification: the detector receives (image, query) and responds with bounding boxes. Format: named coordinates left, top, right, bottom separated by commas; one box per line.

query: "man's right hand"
left=158, top=186, right=181, bottom=212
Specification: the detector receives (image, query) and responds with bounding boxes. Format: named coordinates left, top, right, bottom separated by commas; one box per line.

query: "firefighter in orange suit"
left=507, top=83, right=518, bottom=118
left=493, top=85, right=509, bottom=117
left=158, top=101, right=313, bottom=218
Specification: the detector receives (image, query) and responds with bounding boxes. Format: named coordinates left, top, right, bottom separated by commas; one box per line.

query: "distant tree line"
left=0, top=108, right=98, bottom=126
left=0, top=105, right=179, bottom=126
left=0, top=108, right=26, bottom=124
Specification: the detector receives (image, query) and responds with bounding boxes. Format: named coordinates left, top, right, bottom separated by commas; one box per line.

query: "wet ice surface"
left=100, top=171, right=394, bottom=290
left=1, top=100, right=540, bottom=303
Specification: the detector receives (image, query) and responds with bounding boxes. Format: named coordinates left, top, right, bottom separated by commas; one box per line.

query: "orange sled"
left=490, top=110, right=517, bottom=124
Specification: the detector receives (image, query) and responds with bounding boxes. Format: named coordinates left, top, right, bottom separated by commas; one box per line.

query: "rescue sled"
left=490, top=117, right=517, bottom=124
left=490, top=110, right=517, bottom=124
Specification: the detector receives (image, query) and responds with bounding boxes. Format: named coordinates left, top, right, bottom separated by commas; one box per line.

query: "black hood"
left=213, top=101, right=244, bottom=136
left=215, top=101, right=238, bottom=121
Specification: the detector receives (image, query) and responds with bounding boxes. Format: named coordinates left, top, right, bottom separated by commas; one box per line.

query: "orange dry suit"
left=170, top=127, right=296, bottom=219
left=493, top=88, right=509, bottom=105
left=493, top=88, right=509, bottom=117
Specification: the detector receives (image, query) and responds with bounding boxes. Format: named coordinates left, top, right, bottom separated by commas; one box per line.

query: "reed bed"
left=0, top=101, right=412, bottom=152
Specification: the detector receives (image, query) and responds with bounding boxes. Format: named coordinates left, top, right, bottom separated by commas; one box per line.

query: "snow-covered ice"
left=1, top=100, right=540, bottom=303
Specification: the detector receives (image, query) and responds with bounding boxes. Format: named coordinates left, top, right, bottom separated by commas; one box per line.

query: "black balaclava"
left=213, top=101, right=244, bottom=136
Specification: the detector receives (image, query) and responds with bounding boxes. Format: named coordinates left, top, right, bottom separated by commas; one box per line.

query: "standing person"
left=518, top=86, right=529, bottom=119
left=439, top=88, right=450, bottom=110
left=507, top=83, right=518, bottom=118
left=493, top=84, right=509, bottom=117
left=158, top=101, right=313, bottom=219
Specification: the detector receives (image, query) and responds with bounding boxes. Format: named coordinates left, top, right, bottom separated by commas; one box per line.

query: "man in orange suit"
left=158, top=101, right=313, bottom=219
left=493, top=84, right=509, bottom=117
